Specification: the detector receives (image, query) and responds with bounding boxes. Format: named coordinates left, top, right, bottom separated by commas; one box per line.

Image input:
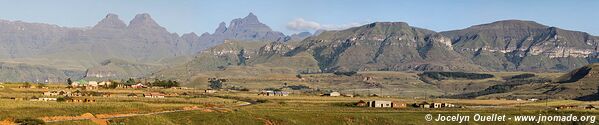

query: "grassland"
left=4, top=71, right=599, bottom=125
left=51, top=93, right=599, bottom=125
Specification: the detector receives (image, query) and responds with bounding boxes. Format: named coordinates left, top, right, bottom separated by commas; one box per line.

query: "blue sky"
left=0, top=0, right=598, bottom=35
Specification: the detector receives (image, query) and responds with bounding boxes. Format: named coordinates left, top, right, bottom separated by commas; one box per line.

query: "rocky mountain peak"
left=214, top=22, right=227, bottom=34
left=228, top=13, right=271, bottom=31
left=243, top=12, right=259, bottom=24
left=93, top=13, right=126, bottom=29
left=181, top=32, right=200, bottom=40
left=128, top=13, right=161, bottom=29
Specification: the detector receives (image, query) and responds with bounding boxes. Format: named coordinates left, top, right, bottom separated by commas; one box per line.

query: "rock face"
left=441, top=20, right=599, bottom=71
left=287, top=22, right=485, bottom=72
left=197, top=13, right=288, bottom=48
left=0, top=13, right=201, bottom=82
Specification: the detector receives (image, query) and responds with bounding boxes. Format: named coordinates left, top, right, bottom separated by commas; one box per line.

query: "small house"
left=586, top=105, right=596, bottom=110
left=442, top=103, right=456, bottom=108
left=391, top=101, right=407, bottom=108
left=131, top=83, right=146, bottom=88
left=324, top=92, right=341, bottom=97
left=38, top=98, right=57, bottom=101
left=68, top=98, right=96, bottom=103
left=417, top=102, right=431, bottom=108
left=432, top=103, right=443, bottom=108
left=99, top=81, right=112, bottom=86
left=205, top=89, right=217, bottom=93
left=367, top=100, right=392, bottom=108
left=356, top=100, right=367, bottom=107
left=88, top=81, right=98, bottom=87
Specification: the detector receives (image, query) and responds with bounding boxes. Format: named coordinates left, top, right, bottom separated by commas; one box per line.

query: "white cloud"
left=286, top=18, right=321, bottom=31
left=286, top=18, right=365, bottom=31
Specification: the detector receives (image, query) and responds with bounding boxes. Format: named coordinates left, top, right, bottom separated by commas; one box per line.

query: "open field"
left=3, top=71, right=599, bottom=125
left=47, top=93, right=599, bottom=125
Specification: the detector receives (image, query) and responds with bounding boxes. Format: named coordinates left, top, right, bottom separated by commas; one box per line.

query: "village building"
left=356, top=100, right=367, bottom=107
left=415, top=102, right=457, bottom=108
left=98, top=81, right=112, bottom=86
left=392, top=101, right=407, bottom=108
left=258, top=91, right=289, bottom=96
left=88, top=81, right=98, bottom=87
left=38, top=97, right=57, bottom=101
left=11, top=97, right=24, bottom=101
left=367, top=101, right=392, bottom=108
left=442, top=103, right=456, bottom=108
left=131, top=83, right=146, bottom=88
left=432, top=103, right=443, bottom=108
left=555, top=105, right=577, bottom=110
left=205, top=89, right=217, bottom=93
left=68, top=98, right=96, bottom=103
left=324, top=92, right=340, bottom=97
left=586, top=105, right=596, bottom=110
left=43, top=90, right=71, bottom=96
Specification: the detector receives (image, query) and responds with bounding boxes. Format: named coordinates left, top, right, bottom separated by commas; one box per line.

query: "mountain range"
left=0, top=13, right=304, bottom=82
left=0, top=12, right=598, bottom=83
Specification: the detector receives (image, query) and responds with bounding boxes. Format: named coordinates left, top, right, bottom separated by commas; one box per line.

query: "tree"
left=208, top=78, right=223, bottom=89
left=237, top=49, right=247, bottom=65
left=66, top=78, right=72, bottom=85
left=125, top=78, right=136, bottom=85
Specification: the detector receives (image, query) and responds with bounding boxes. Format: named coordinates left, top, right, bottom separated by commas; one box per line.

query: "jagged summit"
left=93, top=13, right=126, bottom=29
left=128, top=13, right=161, bottom=29
left=228, top=13, right=271, bottom=31
left=214, top=22, right=227, bottom=34
left=242, top=12, right=260, bottom=24
left=197, top=12, right=287, bottom=49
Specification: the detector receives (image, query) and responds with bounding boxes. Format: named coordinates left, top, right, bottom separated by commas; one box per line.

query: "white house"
left=99, top=81, right=112, bottom=86
left=88, top=81, right=98, bottom=87
left=367, top=101, right=392, bottom=108
left=325, top=92, right=341, bottom=97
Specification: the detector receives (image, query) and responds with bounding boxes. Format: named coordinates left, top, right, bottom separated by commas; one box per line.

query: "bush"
left=287, top=85, right=310, bottom=90
left=151, top=79, right=180, bottom=88
left=420, top=72, right=494, bottom=80
left=509, top=73, right=536, bottom=79
left=15, top=118, right=45, bottom=125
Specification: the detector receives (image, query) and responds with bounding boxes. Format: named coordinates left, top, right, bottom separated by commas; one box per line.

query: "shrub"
left=420, top=72, right=494, bottom=80
left=510, top=73, right=536, bottom=79
left=15, top=118, right=45, bottom=125
left=287, top=85, right=310, bottom=90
